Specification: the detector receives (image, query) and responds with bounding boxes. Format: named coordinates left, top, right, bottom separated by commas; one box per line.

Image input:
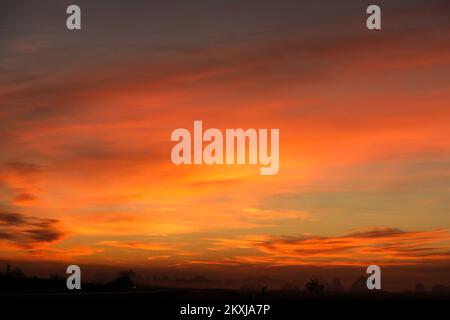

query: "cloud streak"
left=0, top=212, right=65, bottom=249
left=218, top=227, right=450, bottom=266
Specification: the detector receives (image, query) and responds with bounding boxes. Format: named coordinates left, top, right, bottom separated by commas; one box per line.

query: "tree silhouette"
left=305, top=277, right=324, bottom=296
left=350, top=275, right=368, bottom=292
left=414, top=283, right=425, bottom=293
left=431, top=284, right=450, bottom=294
left=328, top=278, right=344, bottom=292
left=9, top=266, right=25, bottom=279
left=106, top=270, right=136, bottom=291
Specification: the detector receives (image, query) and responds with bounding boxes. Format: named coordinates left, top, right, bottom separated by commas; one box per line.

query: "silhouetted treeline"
left=1, top=264, right=450, bottom=296
left=0, top=264, right=135, bottom=292
left=0, top=265, right=65, bottom=290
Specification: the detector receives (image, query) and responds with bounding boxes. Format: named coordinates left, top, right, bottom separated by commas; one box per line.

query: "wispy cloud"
left=206, top=227, right=450, bottom=266
left=0, top=212, right=65, bottom=249
left=98, top=240, right=172, bottom=251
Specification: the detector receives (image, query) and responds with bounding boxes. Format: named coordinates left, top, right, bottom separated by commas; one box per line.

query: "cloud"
left=241, top=208, right=315, bottom=223
left=207, top=227, right=450, bottom=267
left=147, top=255, right=171, bottom=261
left=0, top=212, right=65, bottom=249
left=5, top=162, right=42, bottom=176
left=0, top=212, right=25, bottom=225
left=19, top=246, right=105, bottom=261
left=13, top=192, right=37, bottom=203
left=68, top=213, right=195, bottom=237
left=0, top=162, right=42, bottom=209
left=98, top=240, right=172, bottom=251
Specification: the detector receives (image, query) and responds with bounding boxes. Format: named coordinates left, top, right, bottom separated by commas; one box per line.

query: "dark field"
left=2, top=288, right=449, bottom=318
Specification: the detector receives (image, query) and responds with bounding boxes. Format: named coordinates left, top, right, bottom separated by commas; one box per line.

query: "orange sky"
left=0, top=0, right=449, bottom=284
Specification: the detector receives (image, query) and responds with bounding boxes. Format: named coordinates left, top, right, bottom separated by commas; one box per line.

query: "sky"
left=0, top=0, right=449, bottom=289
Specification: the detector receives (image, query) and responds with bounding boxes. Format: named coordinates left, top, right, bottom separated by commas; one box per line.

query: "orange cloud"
left=23, top=246, right=104, bottom=261
left=98, top=241, right=172, bottom=251
left=206, top=227, right=450, bottom=267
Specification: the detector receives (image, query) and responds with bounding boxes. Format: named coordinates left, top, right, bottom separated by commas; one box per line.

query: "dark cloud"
left=347, top=228, right=404, bottom=238
left=13, top=192, right=37, bottom=203
left=252, top=227, right=450, bottom=265
left=5, top=161, right=42, bottom=176
left=0, top=212, right=25, bottom=225
left=0, top=212, right=64, bottom=248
